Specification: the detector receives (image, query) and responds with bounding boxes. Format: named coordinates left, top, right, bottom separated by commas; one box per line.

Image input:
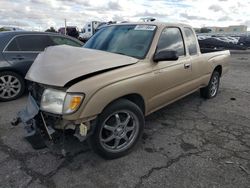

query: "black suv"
left=0, top=31, right=83, bottom=101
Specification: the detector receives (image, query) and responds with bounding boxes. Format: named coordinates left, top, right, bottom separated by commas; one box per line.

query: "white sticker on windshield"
left=134, top=25, right=156, bottom=31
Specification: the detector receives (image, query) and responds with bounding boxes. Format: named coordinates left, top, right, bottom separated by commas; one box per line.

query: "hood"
left=26, top=45, right=139, bottom=87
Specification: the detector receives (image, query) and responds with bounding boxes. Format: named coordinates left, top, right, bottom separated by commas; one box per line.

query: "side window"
left=5, top=38, right=20, bottom=51
left=157, top=27, right=185, bottom=56
left=15, top=35, right=53, bottom=51
left=184, top=28, right=198, bottom=55
left=50, top=36, right=81, bottom=47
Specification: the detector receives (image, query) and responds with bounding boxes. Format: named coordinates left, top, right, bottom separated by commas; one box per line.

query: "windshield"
left=84, top=24, right=156, bottom=59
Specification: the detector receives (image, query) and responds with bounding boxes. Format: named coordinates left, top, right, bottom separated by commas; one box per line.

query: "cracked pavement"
left=0, top=52, right=250, bottom=188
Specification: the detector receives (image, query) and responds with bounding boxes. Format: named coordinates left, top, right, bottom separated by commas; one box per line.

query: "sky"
left=0, top=0, right=250, bottom=31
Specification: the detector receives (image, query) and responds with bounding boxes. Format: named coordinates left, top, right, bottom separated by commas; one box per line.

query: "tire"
left=0, top=71, right=25, bottom=102
left=200, top=71, right=220, bottom=99
left=88, top=99, right=145, bottom=159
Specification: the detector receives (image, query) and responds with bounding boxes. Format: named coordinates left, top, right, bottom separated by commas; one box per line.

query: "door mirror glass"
left=153, top=50, right=179, bottom=62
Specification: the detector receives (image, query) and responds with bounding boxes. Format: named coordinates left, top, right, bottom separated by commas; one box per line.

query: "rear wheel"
left=0, top=71, right=25, bottom=101
left=200, top=71, right=220, bottom=99
left=88, top=99, right=144, bottom=159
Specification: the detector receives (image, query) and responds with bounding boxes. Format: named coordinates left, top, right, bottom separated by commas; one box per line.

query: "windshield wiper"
left=113, top=52, right=138, bottom=59
left=114, top=52, right=127, bottom=56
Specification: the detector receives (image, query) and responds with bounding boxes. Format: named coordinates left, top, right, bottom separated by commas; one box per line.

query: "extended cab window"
left=6, top=35, right=53, bottom=52
left=157, top=27, right=185, bottom=56
left=184, top=28, right=198, bottom=55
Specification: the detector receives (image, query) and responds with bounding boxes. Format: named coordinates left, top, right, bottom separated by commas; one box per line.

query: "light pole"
left=64, top=19, right=67, bottom=35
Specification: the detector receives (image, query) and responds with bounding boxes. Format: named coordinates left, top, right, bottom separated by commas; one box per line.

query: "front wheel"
left=0, top=71, right=25, bottom=102
left=200, top=71, right=220, bottom=99
left=88, top=99, right=145, bottom=159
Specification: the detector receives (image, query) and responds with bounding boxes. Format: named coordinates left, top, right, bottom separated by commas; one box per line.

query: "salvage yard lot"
left=0, top=52, right=250, bottom=188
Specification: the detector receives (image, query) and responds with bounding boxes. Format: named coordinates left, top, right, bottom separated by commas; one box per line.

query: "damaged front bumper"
left=13, top=94, right=94, bottom=150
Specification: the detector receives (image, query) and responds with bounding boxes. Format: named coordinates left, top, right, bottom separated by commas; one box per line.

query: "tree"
left=45, top=27, right=57, bottom=33
left=0, top=27, right=9, bottom=32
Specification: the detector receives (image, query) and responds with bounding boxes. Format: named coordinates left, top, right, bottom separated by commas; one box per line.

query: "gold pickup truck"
left=16, top=22, right=230, bottom=159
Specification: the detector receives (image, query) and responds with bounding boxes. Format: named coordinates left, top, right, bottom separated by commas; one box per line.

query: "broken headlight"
left=40, top=88, right=84, bottom=114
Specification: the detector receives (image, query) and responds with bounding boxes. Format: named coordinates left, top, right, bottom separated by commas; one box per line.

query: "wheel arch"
left=110, top=93, right=145, bottom=115
left=79, top=90, right=147, bottom=120
left=0, top=67, right=26, bottom=78
left=214, top=65, right=222, bottom=77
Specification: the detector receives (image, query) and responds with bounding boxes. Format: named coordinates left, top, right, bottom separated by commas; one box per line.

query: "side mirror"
left=153, top=50, right=179, bottom=62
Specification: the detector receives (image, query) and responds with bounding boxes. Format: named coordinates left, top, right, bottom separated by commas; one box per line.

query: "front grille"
left=29, top=82, right=45, bottom=106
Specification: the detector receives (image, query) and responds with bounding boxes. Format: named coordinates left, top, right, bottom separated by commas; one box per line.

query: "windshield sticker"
left=134, top=25, right=156, bottom=31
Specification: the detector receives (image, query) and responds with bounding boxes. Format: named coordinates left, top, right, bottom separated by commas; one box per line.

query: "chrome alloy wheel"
left=210, top=75, right=219, bottom=97
left=99, top=111, right=139, bottom=153
left=0, top=75, right=21, bottom=99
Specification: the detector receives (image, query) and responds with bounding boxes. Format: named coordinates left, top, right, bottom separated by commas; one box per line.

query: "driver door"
left=148, top=27, right=193, bottom=112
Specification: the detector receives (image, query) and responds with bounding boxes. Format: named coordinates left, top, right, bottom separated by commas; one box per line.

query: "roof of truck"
left=114, top=22, right=192, bottom=28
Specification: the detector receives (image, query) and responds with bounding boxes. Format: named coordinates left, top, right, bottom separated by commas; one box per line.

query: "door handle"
left=184, top=63, right=191, bottom=69
left=12, top=55, right=25, bottom=60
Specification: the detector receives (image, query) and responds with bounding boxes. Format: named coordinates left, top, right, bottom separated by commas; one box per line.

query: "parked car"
left=0, top=31, right=83, bottom=101
left=216, top=36, right=239, bottom=44
left=58, top=26, right=79, bottom=39
left=16, top=23, right=230, bottom=159
left=238, top=35, right=250, bottom=48
left=198, top=37, right=247, bottom=51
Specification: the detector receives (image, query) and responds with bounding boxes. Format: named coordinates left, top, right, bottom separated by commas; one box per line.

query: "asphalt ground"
left=0, top=52, right=250, bottom=188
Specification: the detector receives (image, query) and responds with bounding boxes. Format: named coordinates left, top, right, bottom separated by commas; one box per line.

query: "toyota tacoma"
left=15, top=22, right=230, bottom=159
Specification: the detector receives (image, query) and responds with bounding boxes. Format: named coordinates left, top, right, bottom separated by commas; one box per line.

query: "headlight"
left=41, top=89, right=66, bottom=114
left=41, top=88, right=84, bottom=114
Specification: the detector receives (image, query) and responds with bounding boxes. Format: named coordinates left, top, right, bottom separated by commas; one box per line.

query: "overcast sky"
left=0, top=0, right=250, bottom=31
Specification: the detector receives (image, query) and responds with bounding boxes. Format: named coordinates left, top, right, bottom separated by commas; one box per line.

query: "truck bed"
left=200, top=49, right=230, bottom=76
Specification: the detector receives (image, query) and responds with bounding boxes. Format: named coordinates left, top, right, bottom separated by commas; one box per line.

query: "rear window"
left=184, top=28, right=198, bottom=55
left=5, top=38, right=19, bottom=51
left=50, top=36, right=82, bottom=47
left=5, top=35, right=54, bottom=52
